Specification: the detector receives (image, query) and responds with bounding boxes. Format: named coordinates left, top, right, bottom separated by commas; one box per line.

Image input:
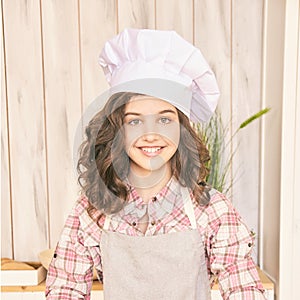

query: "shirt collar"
left=78, top=176, right=183, bottom=246
left=121, top=176, right=181, bottom=217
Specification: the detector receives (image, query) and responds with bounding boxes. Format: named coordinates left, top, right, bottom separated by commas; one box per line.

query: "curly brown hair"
left=77, top=92, right=211, bottom=219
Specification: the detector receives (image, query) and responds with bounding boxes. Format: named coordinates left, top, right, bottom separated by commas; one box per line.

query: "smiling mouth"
left=141, top=147, right=162, bottom=153
left=137, top=146, right=165, bottom=156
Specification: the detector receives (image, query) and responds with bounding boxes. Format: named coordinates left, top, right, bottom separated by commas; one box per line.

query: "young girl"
left=46, top=29, right=266, bottom=299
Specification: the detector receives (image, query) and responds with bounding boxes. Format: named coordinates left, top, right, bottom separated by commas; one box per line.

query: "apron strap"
left=103, top=214, right=112, bottom=230
left=180, top=186, right=197, bottom=230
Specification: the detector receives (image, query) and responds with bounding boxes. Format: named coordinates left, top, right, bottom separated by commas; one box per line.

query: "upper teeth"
left=142, top=147, right=161, bottom=153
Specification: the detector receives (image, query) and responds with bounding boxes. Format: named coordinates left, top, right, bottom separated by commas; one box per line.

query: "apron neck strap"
left=103, top=213, right=112, bottom=230
left=180, top=186, right=197, bottom=229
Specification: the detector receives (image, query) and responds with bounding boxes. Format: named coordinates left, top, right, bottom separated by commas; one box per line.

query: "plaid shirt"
left=46, top=178, right=266, bottom=299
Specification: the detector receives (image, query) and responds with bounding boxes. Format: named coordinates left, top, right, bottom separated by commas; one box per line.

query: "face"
left=123, top=96, right=180, bottom=176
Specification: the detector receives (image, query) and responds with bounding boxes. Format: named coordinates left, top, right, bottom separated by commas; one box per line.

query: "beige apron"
left=100, top=186, right=211, bottom=300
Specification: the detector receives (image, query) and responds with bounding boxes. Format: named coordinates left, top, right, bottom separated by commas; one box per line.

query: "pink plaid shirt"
left=46, top=178, right=266, bottom=299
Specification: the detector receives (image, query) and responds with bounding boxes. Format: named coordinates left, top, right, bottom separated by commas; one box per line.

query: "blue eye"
left=128, top=119, right=142, bottom=126
left=159, top=117, right=171, bottom=124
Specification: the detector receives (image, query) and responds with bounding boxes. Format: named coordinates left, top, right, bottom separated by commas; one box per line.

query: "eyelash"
left=128, top=119, right=142, bottom=126
left=127, top=117, right=172, bottom=126
left=159, top=117, right=171, bottom=124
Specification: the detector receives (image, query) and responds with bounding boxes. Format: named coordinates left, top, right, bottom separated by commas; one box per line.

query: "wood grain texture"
left=194, top=0, right=231, bottom=108
left=292, top=19, right=300, bottom=292
left=80, top=0, right=117, bottom=109
left=293, top=14, right=300, bottom=293
left=260, top=0, right=285, bottom=282
left=2, top=0, right=49, bottom=260
left=1, top=3, right=13, bottom=258
left=194, top=0, right=232, bottom=195
left=77, top=1, right=118, bottom=209
left=118, top=0, right=155, bottom=31
left=41, top=0, right=82, bottom=248
left=231, top=0, right=263, bottom=262
left=156, top=0, right=193, bottom=43
left=278, top=2, right=300, bottom=298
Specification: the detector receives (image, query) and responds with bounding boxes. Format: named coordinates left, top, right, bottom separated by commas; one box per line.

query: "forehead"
left=125, top=95, right=177, bottom=114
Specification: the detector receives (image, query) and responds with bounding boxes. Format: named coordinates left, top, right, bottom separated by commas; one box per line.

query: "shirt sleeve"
left=205, top=191, right=267, bottom=300
left=45, top=202, right=96, bottom=299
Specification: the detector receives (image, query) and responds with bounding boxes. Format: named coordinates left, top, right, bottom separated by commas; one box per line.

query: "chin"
left=130, top=158, right=171, bottom=174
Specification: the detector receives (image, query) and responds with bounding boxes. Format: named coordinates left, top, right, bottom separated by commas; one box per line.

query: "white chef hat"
left=98, top=28, right=220, bottom=122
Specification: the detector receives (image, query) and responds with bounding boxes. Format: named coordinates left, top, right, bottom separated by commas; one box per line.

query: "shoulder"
left=61, top=195, right=104, bottom=245
left=73, top=195, right=90, bottom=214
left=196, top=188, right=235, bottom=215
left=194, top=188, right=241, bottom=231
left=71, top=195, right=104, bottom=223
left=63, top=196, right=90, bottom=230
left=207, top=188, right=238, bottom=218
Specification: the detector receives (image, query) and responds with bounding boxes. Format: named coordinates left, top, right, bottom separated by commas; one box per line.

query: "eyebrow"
left=124, top=109, right=177, bottom=117
left=124, top=112, right=141, bottom=117
left=159, top=109, right=177, bottom=115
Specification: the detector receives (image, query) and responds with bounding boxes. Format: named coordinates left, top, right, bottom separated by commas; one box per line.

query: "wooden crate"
left=1, top=263, right=46, bottom=286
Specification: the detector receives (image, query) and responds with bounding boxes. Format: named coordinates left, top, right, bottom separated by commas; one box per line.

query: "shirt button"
left=151, top=220, right=156, bottom=226
left=152, top=197, right=157, bottom=202
left=132, top=221, right=137, bottom=226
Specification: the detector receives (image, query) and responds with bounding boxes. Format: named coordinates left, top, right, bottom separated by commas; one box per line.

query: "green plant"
left=193, top=108, right=270, bottom=194
left=193, top=113, right=231, bottom=193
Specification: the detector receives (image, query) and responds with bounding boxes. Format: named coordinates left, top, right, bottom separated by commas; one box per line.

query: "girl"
left=46, top=29, right=266, bottom=299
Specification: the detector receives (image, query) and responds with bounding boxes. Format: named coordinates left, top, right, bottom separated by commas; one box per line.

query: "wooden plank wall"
left=1, top=0, right=264, bottom=261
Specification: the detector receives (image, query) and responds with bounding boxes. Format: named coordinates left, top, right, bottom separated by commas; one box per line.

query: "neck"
left=128, top=163, right=172, bottom=203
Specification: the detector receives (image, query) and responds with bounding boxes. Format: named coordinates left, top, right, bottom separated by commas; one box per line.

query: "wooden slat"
left=118, top=0, right=155, bottom=31
left=260, top=0, right=285, bottom=282
left=194, top=0, right=231, bottom=111
left=156, top=0, right=193, bottom=43
left=194, top=0, right=232, bottom=195
left=231, top=0, right=264, bottom=262
left=1, top=2, right=12, bottom=258
left=279, top=1, right=300, bottom=298
left=79, top=0, right=117, bottom=109
left=2, top=0, right=48, bottom=260
left=41, top=0, right=82, bottom=248
left=293, top=10, right=300, bottom=293
left=292, top=12, right=300, bottom=293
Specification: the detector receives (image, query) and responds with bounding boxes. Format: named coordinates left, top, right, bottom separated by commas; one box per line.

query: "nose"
left=141, top=115, right=160, bottom=142
left=142, top=132, right=160, bottom=142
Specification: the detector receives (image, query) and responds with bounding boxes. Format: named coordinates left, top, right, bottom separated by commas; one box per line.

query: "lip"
left=138, top=146, right=165, bottom=157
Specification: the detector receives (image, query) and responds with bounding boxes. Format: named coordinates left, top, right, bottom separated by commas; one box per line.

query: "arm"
left=206, top=192, right=266, bottom=300
left=45, top=201, right=96, bottom=299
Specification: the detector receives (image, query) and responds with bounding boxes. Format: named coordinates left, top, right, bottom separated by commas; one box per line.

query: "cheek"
left=124, top=126, right=142, bottom=152
left=160, top=122, right=180, bottom=147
